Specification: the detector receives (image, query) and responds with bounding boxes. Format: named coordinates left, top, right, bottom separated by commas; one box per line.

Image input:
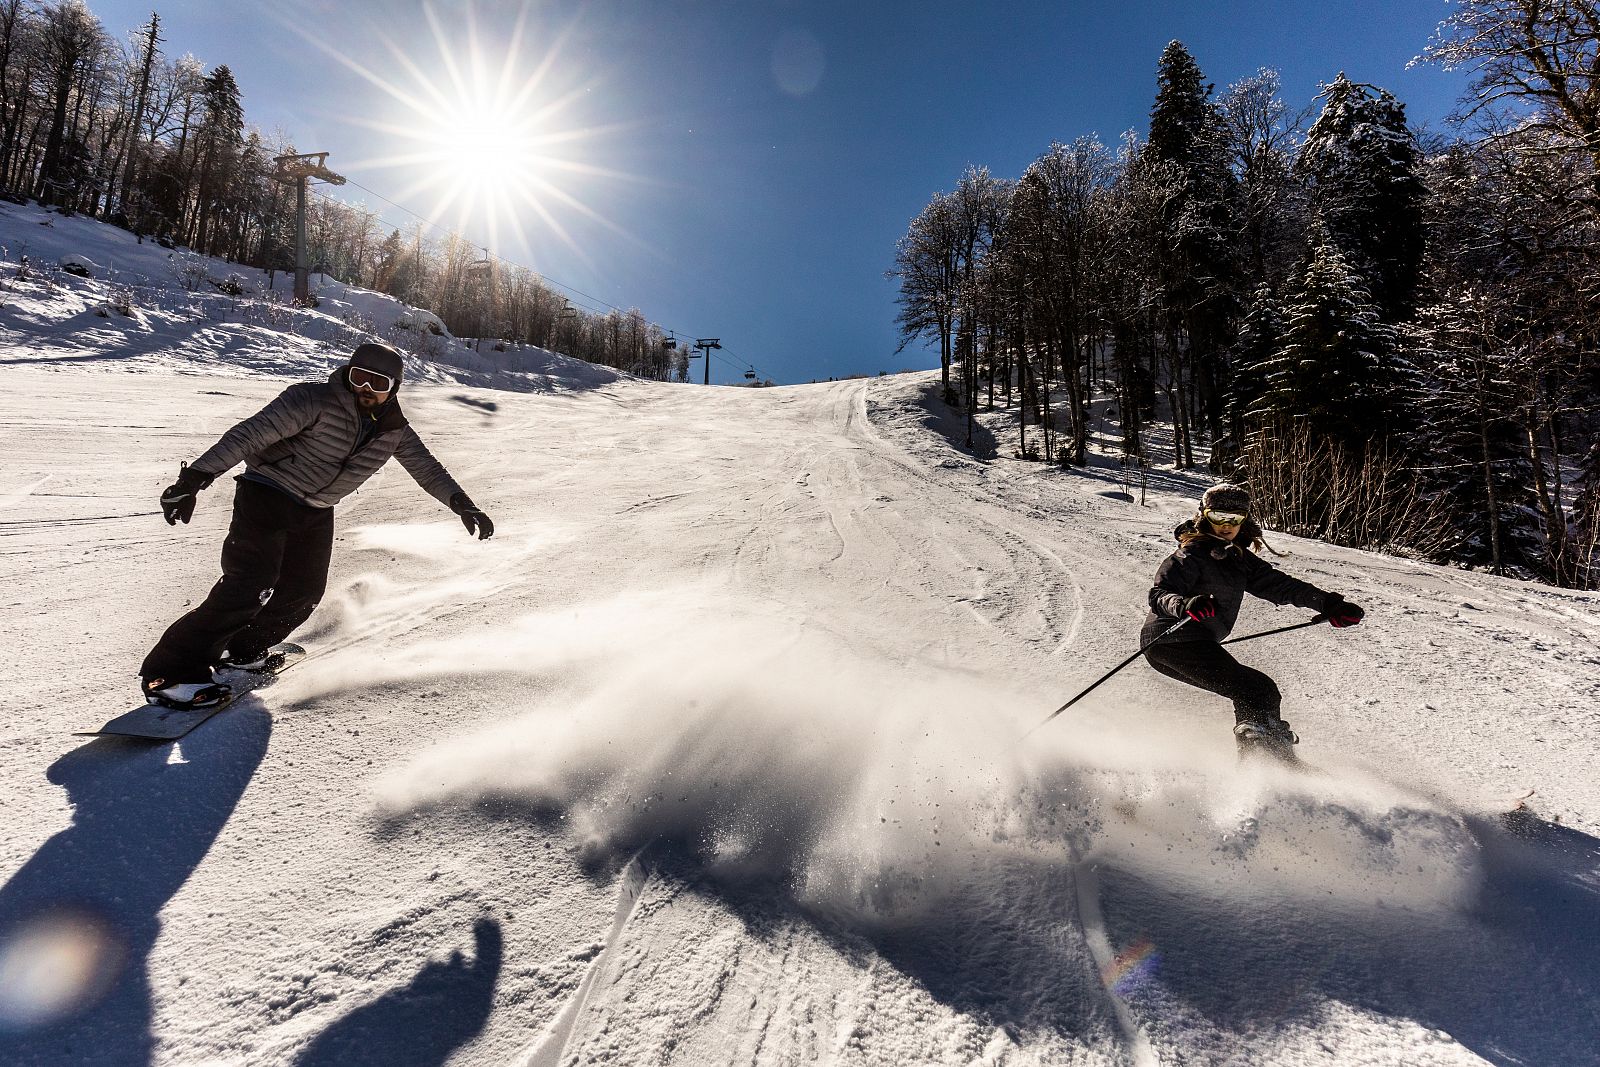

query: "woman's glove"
left=160, top=464, right=215, bottom=525
left=1183, top=594, right=1217, bottom=621
left=1323, top=594, right=1365, bottom=628
left=449, top=492, right=495, bottom=540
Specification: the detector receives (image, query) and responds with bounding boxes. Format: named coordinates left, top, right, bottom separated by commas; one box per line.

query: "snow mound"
left=0, top=198, right=628, bottom=395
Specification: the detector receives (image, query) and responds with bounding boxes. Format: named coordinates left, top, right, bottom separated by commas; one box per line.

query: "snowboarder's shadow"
left=293, top=916, right=502, bottom=1067
left=1095, top=811, right=1600, bottom=1067
left=0, top=702, right=272, bottom=1067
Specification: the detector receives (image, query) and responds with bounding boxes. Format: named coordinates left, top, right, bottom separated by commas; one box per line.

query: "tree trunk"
left=38, top=65, right=73, bottom=201
left=1477, top=387, right=1504, bottom=576
left=118, top=15, right=160, bottom=218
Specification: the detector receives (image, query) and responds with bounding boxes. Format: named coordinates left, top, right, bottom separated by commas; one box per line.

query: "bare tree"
left=1417, top=0, right=1600, bottom=188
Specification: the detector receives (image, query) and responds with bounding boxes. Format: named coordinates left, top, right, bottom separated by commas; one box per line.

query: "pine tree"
left=1409, top=293, right=1539, bottom=575
left=1255, top=225, right=1404, bottom=445
left=1223, top=282, right=1282, bottom=467
left=1299, top=74, right=1424, bottom=323
left=192, top=64, right=243, bottom=252
left=1146, top=41, right=1240, bottom=463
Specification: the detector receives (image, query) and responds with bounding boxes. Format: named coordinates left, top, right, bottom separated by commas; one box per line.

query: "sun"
left=297, top=0, right=636, bottom=260
left=436, top=105, right=540, bottom=193
left=405, top=81, right=552, bottom=238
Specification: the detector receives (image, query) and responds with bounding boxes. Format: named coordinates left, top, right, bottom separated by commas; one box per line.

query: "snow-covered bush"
left=169, top=252, right=209, bottom=292
left=213, top=272, right=246, bottom=296
left=341, top=308, right=376, bottom=334
left=254, top=289, right=296, bottom=331
left=394, top=308, right=447, bottom=337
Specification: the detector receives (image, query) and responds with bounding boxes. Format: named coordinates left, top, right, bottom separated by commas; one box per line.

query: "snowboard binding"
left=141, top=678, right=233, bottom=710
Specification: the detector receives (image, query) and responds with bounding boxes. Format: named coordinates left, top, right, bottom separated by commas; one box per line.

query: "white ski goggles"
left=348, top=366, right=394, bottom=393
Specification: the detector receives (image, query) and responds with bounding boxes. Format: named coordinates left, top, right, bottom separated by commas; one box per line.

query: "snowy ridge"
left=1, top=206, right=1597, bottom=1065
left=0, top=198, right=623, bottom=393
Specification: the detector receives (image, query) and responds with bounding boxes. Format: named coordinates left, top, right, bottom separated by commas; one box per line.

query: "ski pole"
left=1022, top=611, right=1334, bottom=740
left=1221, top=614, right=1328, bottom=646
left=1019, top=617, right=1191, bottom=740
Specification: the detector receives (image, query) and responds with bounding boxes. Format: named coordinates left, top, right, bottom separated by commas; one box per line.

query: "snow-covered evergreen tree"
left=1224, top=282, right=1282, bottom=454
left=1147, top=41, right=1240, bottom=460
left=1408, top=292, right=1539, bottom=575
left=1299, top=74, right=1424, bottom=323
left=1254, top=224, right=1406, bottom=445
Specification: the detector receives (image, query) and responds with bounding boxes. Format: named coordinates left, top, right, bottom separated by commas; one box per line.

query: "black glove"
left=1183, top=594, right=1217, bottom=621
left=160, top=464, right=214, bottom=526
left=449, top=492, right=494, bottom=540
left=1323, top=594, right=1365, bottom=628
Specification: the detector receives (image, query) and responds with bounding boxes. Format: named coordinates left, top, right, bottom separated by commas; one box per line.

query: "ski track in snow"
left=1, top=220, right=1598, bottom=1065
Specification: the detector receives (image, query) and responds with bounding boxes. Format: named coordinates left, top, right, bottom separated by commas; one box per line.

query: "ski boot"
left=142, top=676, right=232, bottom=710
left=1234, top=717, right=1300, bottom=763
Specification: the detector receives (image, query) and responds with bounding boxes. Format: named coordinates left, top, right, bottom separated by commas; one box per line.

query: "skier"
left=138, top=341, right=494, bottom=708
left=1142, top=483, right=1364, bottom=757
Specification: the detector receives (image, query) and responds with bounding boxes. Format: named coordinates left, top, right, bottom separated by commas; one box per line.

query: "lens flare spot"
left=0, top=910, right=124, bottom=1030
left=771, top=29, right=825, bottom=97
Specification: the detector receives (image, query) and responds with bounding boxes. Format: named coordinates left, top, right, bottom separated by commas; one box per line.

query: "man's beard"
left=356, top=392, right=384, bottom=409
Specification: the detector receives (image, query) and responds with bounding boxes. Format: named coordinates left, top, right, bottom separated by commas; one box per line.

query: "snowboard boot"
left=217, top=647, right=274, bottom=673
left=142, top=676, right=232, bottom=710
left=1233, top=716, right=1299, bottom=763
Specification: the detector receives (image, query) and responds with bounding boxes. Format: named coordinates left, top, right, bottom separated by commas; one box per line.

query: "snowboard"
left=77, top=642, right=307, bottom=742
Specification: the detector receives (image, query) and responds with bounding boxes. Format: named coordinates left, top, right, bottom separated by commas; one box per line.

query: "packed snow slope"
left=1, top=213, right=1598, bottom=1067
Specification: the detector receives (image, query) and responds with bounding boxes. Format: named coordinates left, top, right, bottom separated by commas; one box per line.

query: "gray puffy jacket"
left=191, top=370, right=464, bottom=508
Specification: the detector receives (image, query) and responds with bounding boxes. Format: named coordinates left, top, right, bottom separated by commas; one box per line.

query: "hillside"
left=1, top=208, right=1597, bottom=1067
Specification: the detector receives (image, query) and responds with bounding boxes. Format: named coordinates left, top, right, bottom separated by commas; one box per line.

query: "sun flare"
left=298, top=0, right=636, bottom=260
left=418, top=91, right=548, bottom=217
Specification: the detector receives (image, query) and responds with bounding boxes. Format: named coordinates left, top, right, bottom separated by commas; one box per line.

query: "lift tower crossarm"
left=272, top=153, right=347, bottom=303
left=693, top=338, right=721, bottom=386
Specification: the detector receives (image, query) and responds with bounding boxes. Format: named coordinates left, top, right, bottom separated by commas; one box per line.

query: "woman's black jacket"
left=1142, top=520, right=1331, bottom=648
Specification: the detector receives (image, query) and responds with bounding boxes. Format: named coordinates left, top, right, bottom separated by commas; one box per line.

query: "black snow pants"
left=1143, top=639, right=1282, bottom=725
left=140, top=479, right=334, bottom=684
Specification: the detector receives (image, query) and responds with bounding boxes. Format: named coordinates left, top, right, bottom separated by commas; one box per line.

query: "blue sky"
left=89, top=1, right=1470, bottom=384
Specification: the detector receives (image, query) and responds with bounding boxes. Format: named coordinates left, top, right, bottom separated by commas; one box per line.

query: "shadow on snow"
left=1093, top=811, right=1600, bottom=1066
left=0, top=703, right=272, bottom=1067
left=293, top=916, right=502, bottom=1067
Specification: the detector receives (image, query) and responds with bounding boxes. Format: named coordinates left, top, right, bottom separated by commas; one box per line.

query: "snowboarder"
left=1141, top=483, right=1364, bottom=757
left=138, top=341, right=494, bottom=708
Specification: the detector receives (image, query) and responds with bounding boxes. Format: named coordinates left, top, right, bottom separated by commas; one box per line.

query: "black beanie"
left=350, top=342, right=404, bottom=387
left=1202, top=482, right=1251, bottom=514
